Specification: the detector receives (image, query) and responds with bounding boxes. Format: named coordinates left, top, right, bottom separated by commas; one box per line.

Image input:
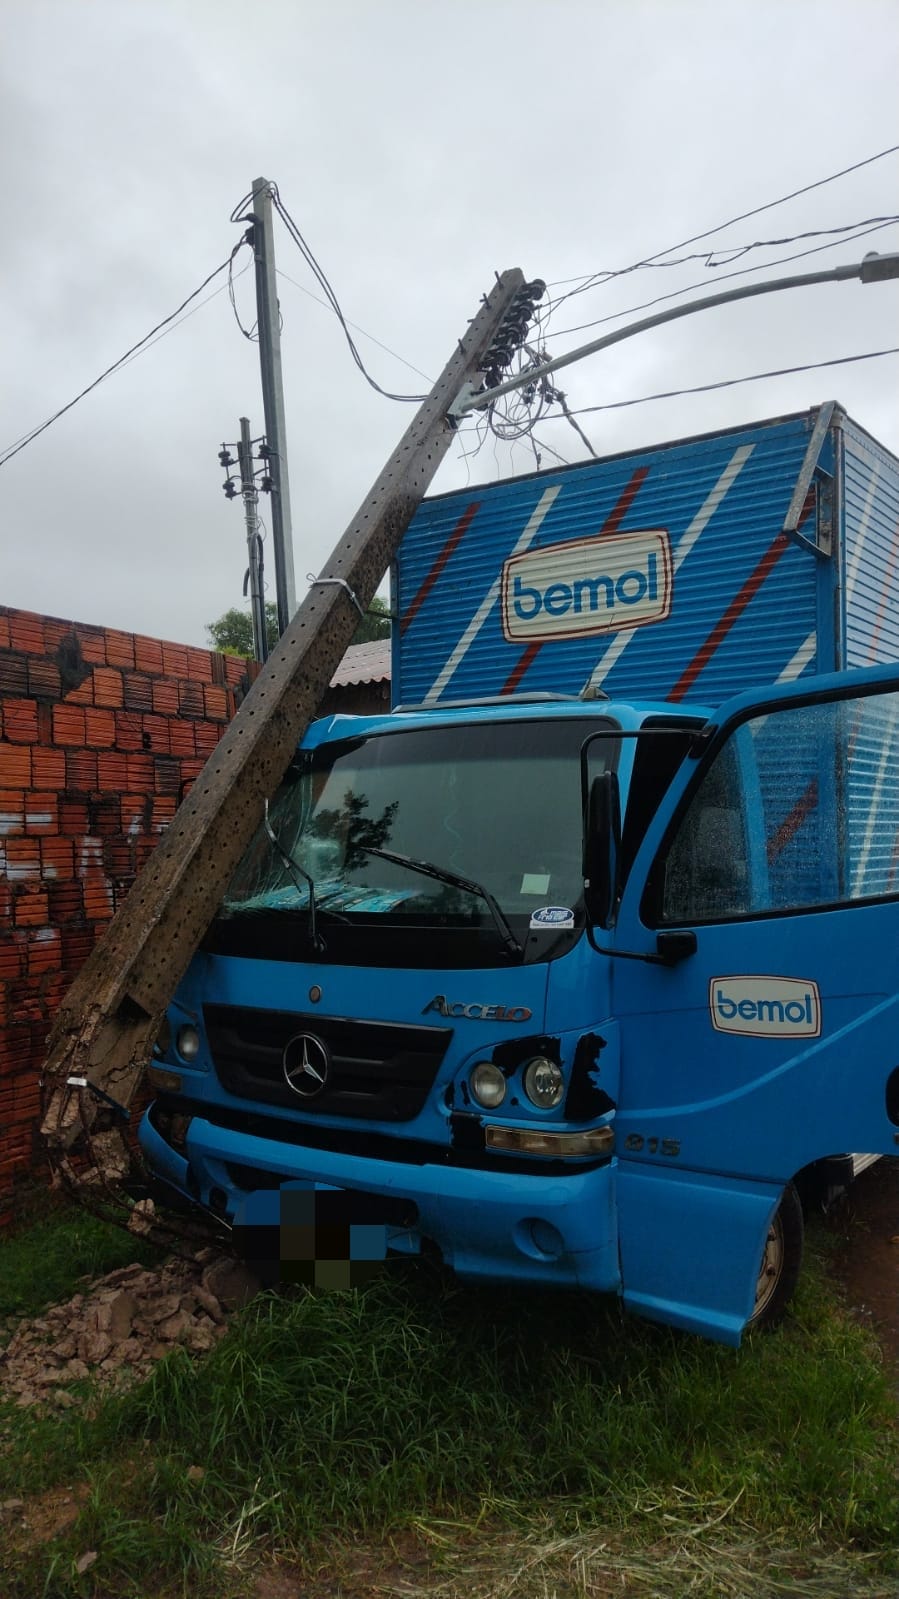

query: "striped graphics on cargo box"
left=393, top=410, right=846, bottom=710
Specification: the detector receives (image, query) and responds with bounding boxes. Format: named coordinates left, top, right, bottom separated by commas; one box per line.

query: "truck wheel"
left=748, top=1182, right=804, bottom=1330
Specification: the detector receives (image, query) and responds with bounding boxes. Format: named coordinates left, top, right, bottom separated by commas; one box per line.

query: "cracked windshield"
left=217, top=718, right=616, bottom=955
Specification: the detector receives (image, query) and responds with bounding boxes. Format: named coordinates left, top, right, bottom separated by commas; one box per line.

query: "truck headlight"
left=176, top=1024, right=201, bottom=1063
left=523, top=1056, right=564, bottom=1109
left=470, top=1061, right=507, bottom=1109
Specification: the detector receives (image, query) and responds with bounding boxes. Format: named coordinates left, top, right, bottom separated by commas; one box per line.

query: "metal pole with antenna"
left=251, top=176, right=297, bottom=635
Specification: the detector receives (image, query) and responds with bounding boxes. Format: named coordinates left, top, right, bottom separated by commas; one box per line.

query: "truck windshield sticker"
left=501, top=529, right=673, bottom=642
left=529, top=905, right=575, bottom=930
left=520, top=873, right=551, bottom=895
left=709, top=976, right=821, bottom=1038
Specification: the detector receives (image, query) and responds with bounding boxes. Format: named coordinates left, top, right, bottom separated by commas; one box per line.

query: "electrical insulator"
left=223, top=479, right=237, bottom=499
left=218, top=448, right=235, bottom=467
left=259, top=475, right=273, bottom=493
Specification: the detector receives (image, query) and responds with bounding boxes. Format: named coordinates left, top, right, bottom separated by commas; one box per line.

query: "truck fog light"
left=523, top=1056, right=564, bottom=1109
left=470, top=1061, right=506, bottom=1108
left=176, top=1024, right=201, bottom=1062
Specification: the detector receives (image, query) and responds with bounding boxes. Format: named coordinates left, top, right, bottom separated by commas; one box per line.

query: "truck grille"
left=203, top=1004, right=451, bottom=1122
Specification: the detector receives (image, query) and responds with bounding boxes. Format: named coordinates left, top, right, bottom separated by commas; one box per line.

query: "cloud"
left=1, top=0, right=897, bottom=644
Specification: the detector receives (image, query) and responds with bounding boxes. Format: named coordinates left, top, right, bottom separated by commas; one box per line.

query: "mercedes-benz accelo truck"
left=140, top=403, right=899, bottom=1344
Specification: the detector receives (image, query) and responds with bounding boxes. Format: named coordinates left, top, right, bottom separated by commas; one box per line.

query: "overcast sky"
left=2, top=0, right=898, bottom=649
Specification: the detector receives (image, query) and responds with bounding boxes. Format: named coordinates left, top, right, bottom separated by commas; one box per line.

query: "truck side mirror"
left=584, top=771, right=622, bottom=929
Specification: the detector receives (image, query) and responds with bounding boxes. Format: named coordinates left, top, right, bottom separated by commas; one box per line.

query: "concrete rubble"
left=0, top=1250, right=261, bottom=1410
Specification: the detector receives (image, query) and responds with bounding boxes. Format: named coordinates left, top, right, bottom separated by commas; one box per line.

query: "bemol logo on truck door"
left=709, top=976, right=821, bottom=1038
left=501, top=529, right=673, bottom=642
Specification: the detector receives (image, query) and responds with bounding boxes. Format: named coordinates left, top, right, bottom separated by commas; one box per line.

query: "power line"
left=2, top=257, right=253, bottom=449
left=563, top=346, right=899, bottom=420
left=114, top=258, right=253, bottom=377
left=545, top=216, right=899, bottom=310
left=238, top=184, right=429, bottom=402
left=274, top=266, right=434, bottom=385
left=229, top=244, right=257, bottom=342
left=545, top=139, right=899, bottom=305
left=542, top=218, right=899, bottom=342
left=0, top=239, right=251, bottom=470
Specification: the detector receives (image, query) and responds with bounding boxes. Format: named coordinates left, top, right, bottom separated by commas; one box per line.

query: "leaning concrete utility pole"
left=251, top=177, right=296, bottom=635
left=237, top=417, right=268, bottom=663
left=41, top=269, right=542, bottom=1177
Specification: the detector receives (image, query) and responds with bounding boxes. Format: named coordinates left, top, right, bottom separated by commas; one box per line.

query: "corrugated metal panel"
left=845, top=688, right=899, bottom=900
left=395, top=412, right=827, bottom=710
left=329, top=640, right=391, bottom=688
left=838, top=414, right=899, bottom=904
left=842, top=416, right=899, bottom=670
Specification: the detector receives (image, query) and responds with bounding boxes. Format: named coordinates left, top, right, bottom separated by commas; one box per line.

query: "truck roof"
left=303, top=695, right=712, bottom=749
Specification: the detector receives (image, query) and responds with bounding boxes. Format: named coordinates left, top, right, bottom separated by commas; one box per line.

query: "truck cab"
left=139, top=661, right=899, bottom=1345
left=135, top=405, right=899, bottom=1345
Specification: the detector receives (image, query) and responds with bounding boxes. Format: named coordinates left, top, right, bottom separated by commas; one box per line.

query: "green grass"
left=1, top=1226, right=897, bottom=1598
left=0, top=1192, right=162, bottom=1322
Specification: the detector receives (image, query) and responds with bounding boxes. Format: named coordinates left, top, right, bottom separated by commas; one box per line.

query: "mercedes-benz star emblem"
left=282, top=1032, right=331, bottom=1099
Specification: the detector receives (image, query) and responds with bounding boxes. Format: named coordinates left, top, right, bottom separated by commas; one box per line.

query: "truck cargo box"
left=393, top=404, right=899, bottom=709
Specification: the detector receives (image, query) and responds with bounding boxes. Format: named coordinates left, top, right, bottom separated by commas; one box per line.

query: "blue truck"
left=138, top=401, right=899, bottom=1345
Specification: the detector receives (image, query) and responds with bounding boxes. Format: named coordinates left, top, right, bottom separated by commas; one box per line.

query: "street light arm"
left=450, top=251, right=899, bottom=418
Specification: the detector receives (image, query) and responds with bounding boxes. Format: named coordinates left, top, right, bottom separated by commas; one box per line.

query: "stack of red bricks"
left=0, top=605, right=258, bottom=1224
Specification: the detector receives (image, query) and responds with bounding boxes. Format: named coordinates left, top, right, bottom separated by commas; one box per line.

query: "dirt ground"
left=830, top=1156, right=899, bottom=1375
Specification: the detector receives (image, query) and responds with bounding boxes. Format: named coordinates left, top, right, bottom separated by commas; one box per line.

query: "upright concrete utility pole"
left=237, top=417, right=268, bottom=663
left=251, top=177, right=296, bottom=636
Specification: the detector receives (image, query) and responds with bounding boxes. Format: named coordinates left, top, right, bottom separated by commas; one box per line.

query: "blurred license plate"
left=234, top=1182, right=391, bottom=1287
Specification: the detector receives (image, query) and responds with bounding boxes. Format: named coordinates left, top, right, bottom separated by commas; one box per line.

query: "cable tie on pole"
left=306, top=574, right=366, bottom=618
left=66, top=1076, right=130, bottom=1121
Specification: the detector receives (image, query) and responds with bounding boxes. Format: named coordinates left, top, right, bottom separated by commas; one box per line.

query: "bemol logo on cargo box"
left=709, top=976, right=821, bottom=1038
left=501, top=529, right=673, bottom=643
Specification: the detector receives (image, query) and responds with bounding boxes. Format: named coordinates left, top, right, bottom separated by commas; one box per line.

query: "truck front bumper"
left=138, top=1105, right=619, bottom=1294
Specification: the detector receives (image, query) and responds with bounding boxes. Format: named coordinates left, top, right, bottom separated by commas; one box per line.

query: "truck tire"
left=747, top=1182, right=804, bottom=1330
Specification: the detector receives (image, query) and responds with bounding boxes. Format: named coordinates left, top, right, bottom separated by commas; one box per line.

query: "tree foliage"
left=206, top=605, right=279, bottom=657
left=351, top=595, right=392, bottom=645
left=206, top=596, right=391, bottom=658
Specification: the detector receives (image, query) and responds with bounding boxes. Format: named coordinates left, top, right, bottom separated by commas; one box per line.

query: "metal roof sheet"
left=329, top=639, right=391, bottom=688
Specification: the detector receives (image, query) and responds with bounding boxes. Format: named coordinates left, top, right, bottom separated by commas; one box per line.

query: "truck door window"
left=655, top=687, right=899, bottom=924
left=660, top=741, right=750, bottom=922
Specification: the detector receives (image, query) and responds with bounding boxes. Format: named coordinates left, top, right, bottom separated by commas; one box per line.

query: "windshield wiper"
left=263, top=800, right=326, bottom=954
left=359, top=846, right=523, bottom=960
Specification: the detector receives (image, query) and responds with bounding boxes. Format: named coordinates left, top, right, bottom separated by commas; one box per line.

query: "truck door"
left=609, top=664, right=899, bottom=1345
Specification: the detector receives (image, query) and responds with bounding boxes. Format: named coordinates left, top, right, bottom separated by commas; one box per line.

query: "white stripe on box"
left=424, top=485, right=562, bottom=704
left=586, top=443, right=755, bottom=691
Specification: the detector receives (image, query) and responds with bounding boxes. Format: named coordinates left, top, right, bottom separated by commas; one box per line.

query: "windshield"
left=208, top=717, right=618, bottom=968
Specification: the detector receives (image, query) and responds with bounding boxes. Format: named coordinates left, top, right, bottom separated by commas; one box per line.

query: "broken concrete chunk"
left=201, top=1258, right=261, bottom=1310
left=192, top=1285, right=225, bottom=1324
left=0, top=1249, right=253, bottom=1412
left=156, top=1310, right=194, bottom=1342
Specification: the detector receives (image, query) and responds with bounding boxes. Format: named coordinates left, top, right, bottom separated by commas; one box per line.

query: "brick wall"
left=0, top=605, right=258, bottom=1223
